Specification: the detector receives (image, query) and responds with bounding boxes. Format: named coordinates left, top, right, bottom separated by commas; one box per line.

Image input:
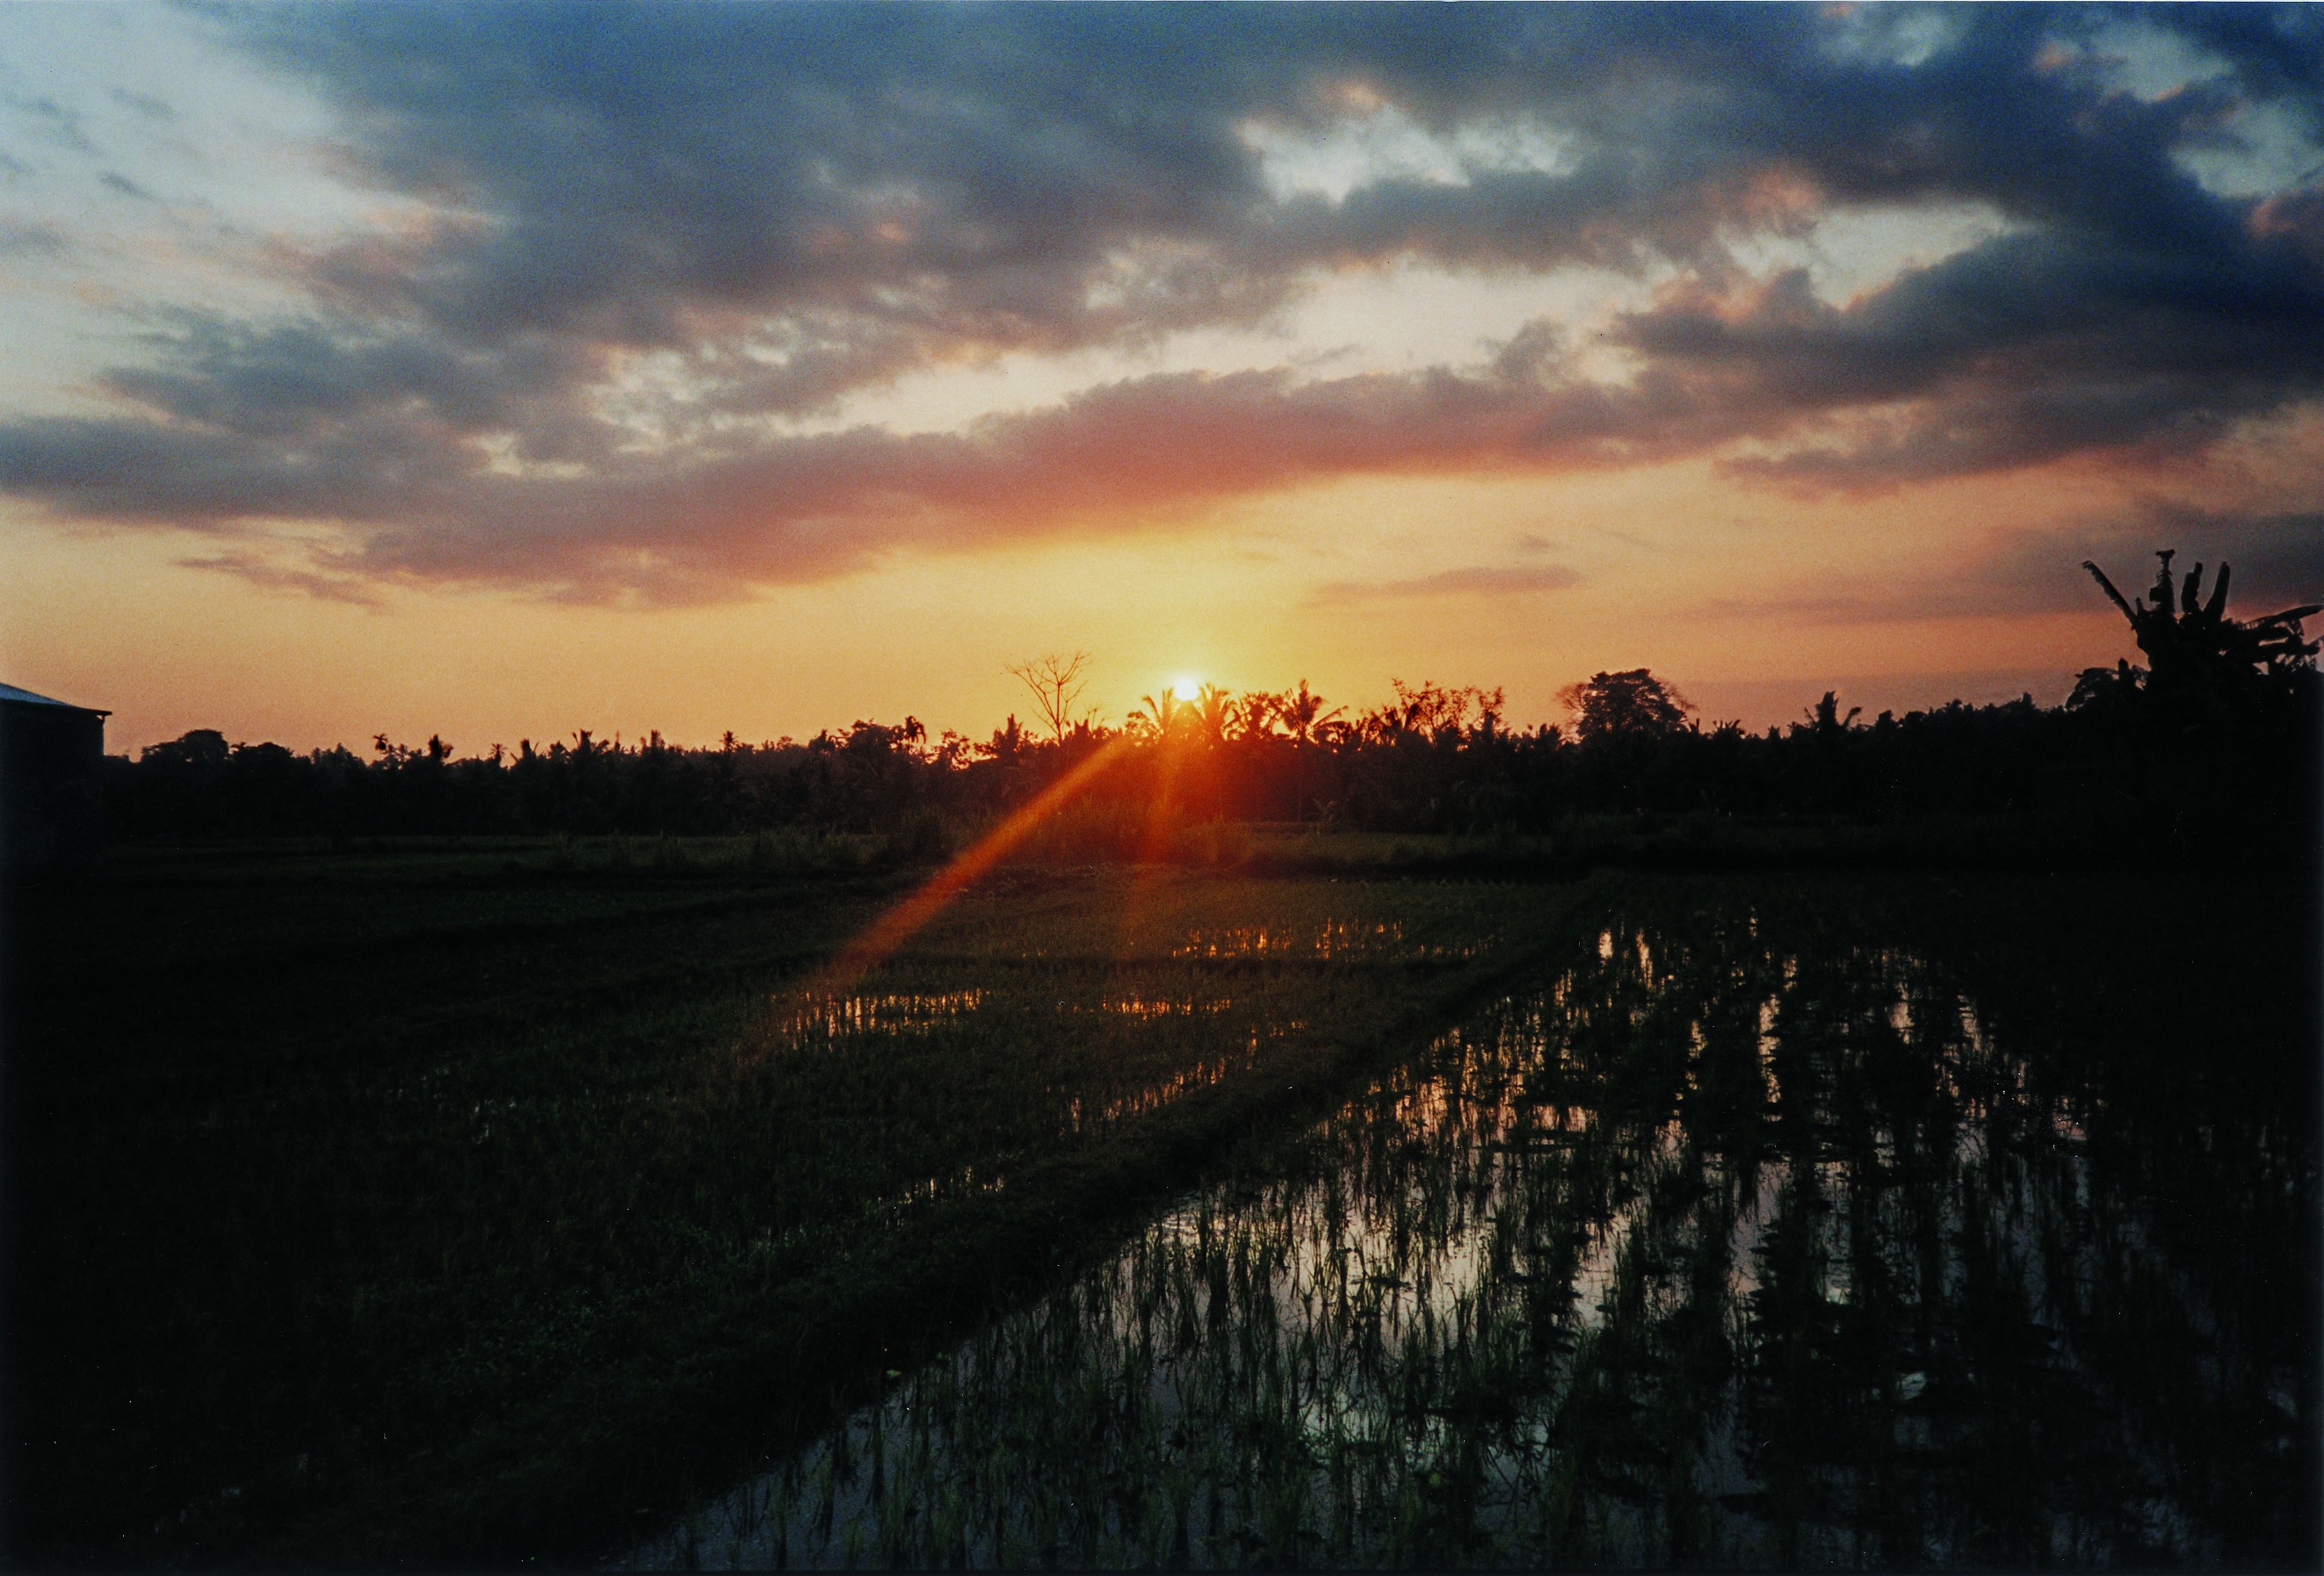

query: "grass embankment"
left=6, top=837, right=1604, bottom=1565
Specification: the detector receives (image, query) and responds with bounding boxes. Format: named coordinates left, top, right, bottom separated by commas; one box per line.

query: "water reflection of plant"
left=644, top=890, right=2312, bottom=1569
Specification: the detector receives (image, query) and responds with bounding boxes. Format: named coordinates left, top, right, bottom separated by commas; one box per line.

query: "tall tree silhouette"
left=1558, top=669, right=1692, bottom=741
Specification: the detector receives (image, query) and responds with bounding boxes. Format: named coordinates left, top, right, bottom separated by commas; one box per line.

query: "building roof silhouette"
left=0, top=682, right=108, bottom=715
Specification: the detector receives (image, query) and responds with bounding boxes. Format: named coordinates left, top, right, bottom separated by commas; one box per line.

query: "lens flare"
left=807, top=738, right=1131, bottom=1000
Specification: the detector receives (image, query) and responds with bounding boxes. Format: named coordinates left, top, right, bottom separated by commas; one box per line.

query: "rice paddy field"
left=5, top=840, right=2315, bottom=1567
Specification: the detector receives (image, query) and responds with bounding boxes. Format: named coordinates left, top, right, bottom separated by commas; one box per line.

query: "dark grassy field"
left=5, top=838, right=1609, bottom=1565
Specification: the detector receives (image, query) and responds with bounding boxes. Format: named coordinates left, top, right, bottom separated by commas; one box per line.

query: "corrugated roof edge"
left=1, top=682, right=111, bottom=715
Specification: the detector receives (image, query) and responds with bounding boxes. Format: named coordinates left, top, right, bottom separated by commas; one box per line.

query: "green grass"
left=6, top=839, right=1604, bottom=1565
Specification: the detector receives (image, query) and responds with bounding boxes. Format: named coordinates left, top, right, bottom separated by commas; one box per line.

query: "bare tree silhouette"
left=1005, top=652, right=1095, bottom=745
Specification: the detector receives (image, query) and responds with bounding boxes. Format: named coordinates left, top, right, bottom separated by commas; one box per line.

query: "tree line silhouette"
left=100, top=555, right=2317, bottom=860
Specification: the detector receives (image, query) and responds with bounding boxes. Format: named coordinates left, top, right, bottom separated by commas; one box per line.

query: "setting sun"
left=1169, top=676, right=1202, bottom=701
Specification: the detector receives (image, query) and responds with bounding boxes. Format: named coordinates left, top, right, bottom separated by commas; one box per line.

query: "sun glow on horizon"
left=1169, top=675, right=1203, bottom=701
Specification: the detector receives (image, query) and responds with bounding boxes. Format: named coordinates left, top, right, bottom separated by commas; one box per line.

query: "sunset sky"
left=4, top=3, right=2321, bottom=754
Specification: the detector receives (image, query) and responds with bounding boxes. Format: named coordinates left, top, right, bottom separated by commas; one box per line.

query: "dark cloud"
left=0, top=216, right=70, bottom=257
left=107, top=88, right=175, bottom=122
left=6, top=4, right=2324, bottom=598
left=0, top=348, right=1727, bottom=602
left=1693, top=504, right=2324, bottom=625
left=1624, top=217, right=2324, bottom=488
left=99, top=171, right=154, bottom=201
left=2151, top=5, right=2324, bottom=106
left=7, top=93, right=98, bottom=155
left=1309, top=564, right=1583, bottom=607
left=174, top=550, right=386, bottom=608
left=1977, top=504, right=2324, bottom=615
left=223, top=4, right=2323, bottom=367
left=95, top=311, right=605, bottom=458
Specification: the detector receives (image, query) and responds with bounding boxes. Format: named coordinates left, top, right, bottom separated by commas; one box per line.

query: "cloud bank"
left=4, top=4, right=2321, bottom=601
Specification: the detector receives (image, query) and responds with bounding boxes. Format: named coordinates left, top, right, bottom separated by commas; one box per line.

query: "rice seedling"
left=635, top=880, right=2314, bottom=1569
left=8, top=844, right=1603, bottom=1565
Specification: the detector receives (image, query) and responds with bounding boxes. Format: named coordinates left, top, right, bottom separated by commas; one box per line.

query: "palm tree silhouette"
left=1231, top=691, right=1280, bottom=741
left=1274, top=680, right=1342, bottom=744
left=1193, top=683, right=1235, bottom=744
left=1130, top=690, right=1185, bottom=739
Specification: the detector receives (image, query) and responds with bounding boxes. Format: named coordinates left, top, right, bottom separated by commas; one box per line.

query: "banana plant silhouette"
left=2083, top=550, right=2321, bottom=698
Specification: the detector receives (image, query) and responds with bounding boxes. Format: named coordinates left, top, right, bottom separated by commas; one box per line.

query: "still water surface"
left=634, top=893, right=2313, bottom=1568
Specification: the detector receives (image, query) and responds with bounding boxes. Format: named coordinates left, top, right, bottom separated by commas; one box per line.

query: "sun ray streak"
left=810, top=740, right=1132, bottom=998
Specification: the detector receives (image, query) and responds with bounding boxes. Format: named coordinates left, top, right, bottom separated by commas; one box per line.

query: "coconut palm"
left=1231, top=691, right=1280, bottom=741
left=1193, top=683, right=1235, bottom=744
left=1273, top=680, right=1342, bottom=744
left=1128, top=690, right=1184, bottom=740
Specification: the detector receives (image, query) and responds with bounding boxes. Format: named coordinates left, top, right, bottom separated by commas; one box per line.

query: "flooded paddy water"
left=634, top=881, right=2315, bottom=1569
